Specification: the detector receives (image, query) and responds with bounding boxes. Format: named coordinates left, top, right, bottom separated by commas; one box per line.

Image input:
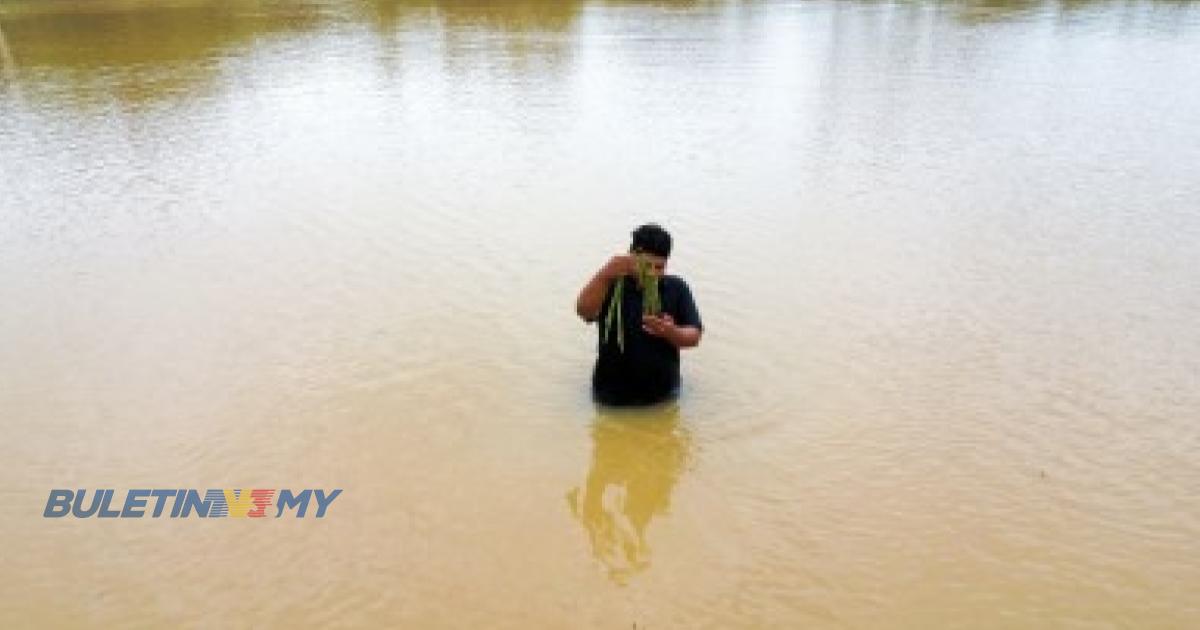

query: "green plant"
left=603, top=254, right=662, bottom=353
left=639, top=255, right=661, bottom=317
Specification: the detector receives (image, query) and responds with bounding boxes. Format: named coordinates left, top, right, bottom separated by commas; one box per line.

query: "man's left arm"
left=642, top=279, right=703, bottom=349
left=643, top=314, right=702, bottom=348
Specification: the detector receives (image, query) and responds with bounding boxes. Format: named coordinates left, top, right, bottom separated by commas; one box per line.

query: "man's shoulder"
left=661, top=274, right=692, bottom=290
left=660, top=275, right=696, bottom=301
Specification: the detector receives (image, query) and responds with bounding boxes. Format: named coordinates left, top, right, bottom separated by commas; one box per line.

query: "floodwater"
left=2, top=0, right=1199, bottom=627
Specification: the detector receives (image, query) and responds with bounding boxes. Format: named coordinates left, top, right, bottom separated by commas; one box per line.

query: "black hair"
left=629, top=223, right=672, bottom=258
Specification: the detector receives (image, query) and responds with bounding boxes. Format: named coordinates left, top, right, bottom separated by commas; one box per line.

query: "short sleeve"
left=671, top=278, right=703, bottom=331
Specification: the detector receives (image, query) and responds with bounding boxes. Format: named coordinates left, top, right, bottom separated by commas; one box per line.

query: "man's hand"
left=642, top=313, right=702, bottom=349
left=600, top=254, right=637, bottom=280
left=577, top=253, right=636, bottom=322
left=641, top=313, right=676, bottom=339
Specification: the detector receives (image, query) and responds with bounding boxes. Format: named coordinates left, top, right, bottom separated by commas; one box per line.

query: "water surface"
left=2, top=0, right=1199, bottom=627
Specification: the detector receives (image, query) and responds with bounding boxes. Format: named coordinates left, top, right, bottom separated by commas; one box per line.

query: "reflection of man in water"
left=575, top=224, right=703, bottom=406
left=566, top=406, right=691, bottom=583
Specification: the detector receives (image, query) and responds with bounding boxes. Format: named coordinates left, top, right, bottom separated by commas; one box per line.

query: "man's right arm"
left=576, top=255, right=633, bottom=322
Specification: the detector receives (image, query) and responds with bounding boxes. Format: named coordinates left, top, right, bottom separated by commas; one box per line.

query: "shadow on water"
left=861, top=0, right=1200, bottom=24
left=3, top=0, right=1189, bottom=106
left=363, top=0, right=585, bottom=32
left=565, top=401, right=692, bottom=585
left=0, top=18, right=16, bottom=91
left=0, top=1, right=330, bottom=68
left=358, top=0, right=703, bottom=82
left=358, top=0, right=591, bottom=82
left=0, top=0, right=329, bottom=105
left=0, top=0, right=678, bottom=104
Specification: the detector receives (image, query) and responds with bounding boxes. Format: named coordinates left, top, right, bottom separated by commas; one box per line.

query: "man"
left=575, top=224, right=703, bottom=405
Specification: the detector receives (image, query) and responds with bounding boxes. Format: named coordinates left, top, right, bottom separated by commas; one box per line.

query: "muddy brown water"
left=1, top=0, right=1199, bottom=627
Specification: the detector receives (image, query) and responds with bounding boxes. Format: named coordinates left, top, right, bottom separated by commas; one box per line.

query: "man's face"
left=634, top=252, right=668, bottom=276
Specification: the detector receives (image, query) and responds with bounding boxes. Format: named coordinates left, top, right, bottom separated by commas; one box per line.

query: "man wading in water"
left=576, top=224, right=703, bottom=405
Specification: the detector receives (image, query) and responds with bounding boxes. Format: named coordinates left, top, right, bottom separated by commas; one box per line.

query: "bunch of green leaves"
left=603, top=274, right=625, bottom=352
left=638, top=255, right=661, bottom=317
left=603, top=254, right=662, bottom=353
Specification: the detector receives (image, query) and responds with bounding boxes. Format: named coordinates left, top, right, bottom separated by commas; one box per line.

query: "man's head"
left=629, top=223, right=671, bottom=275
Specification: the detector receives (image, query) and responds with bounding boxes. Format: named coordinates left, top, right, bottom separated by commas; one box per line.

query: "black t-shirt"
left=592, top=274, right=702, bottom=405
